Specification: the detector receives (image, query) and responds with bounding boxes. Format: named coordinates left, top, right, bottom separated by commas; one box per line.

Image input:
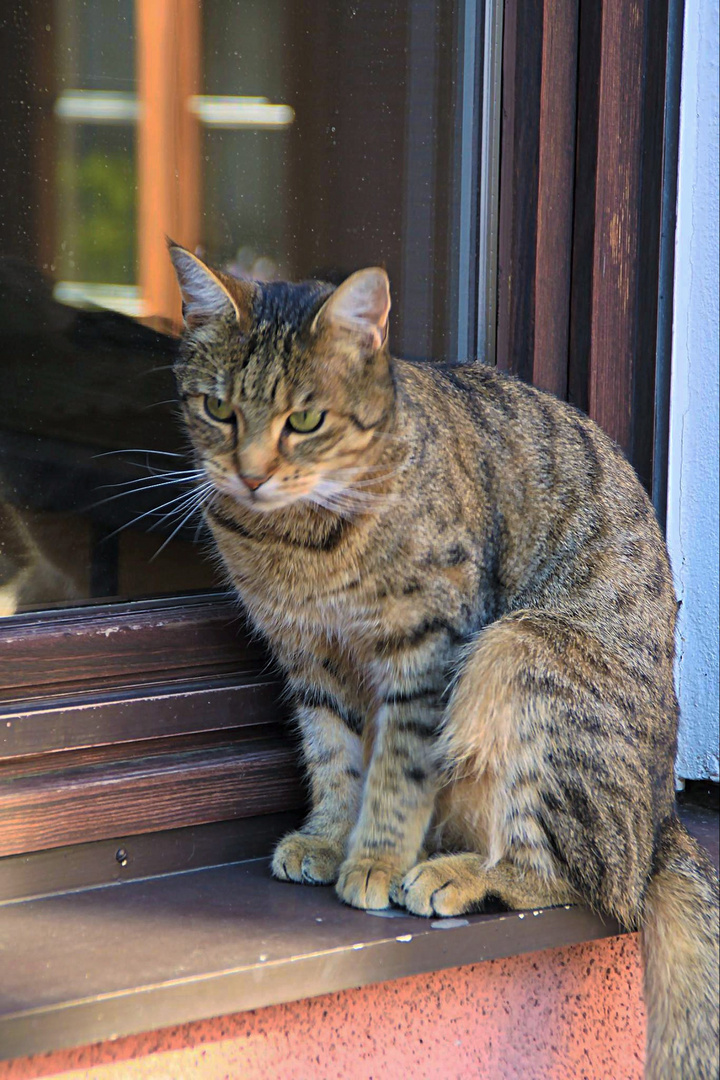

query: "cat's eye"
left=287, top=409, right=325, bottom=433
left=204, top=395, right=235, bottom=422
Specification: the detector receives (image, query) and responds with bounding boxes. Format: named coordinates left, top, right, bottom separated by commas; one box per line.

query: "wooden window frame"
left=497, top=0, right=676, bottom=502
left=1, top=0, right=678, bottom=879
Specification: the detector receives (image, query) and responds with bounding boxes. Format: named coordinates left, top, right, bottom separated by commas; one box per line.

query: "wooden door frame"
left=497, top=0, right=676, bottom=500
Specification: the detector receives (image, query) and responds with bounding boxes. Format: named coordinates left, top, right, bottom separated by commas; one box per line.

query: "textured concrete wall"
left=666, top=0, right=720, bottom=780
left=2, top=934, right=645, bottom=1080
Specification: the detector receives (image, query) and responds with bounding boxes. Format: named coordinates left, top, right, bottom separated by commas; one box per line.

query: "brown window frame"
left=1, top=0, right=677, bottom=876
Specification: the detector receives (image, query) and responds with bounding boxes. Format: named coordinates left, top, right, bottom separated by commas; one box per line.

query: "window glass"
left=0, top=0, right=486, bottom=616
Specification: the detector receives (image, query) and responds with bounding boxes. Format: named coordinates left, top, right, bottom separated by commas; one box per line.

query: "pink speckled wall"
left=1, top=934, right=645, bottom=1080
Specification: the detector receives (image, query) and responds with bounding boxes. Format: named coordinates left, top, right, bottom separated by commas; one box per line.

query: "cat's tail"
left=641, top=814, right=719, bottom=1080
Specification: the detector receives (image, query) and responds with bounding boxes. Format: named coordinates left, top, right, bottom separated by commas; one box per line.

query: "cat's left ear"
left=313, top=268, right=391, bottom=351
left=168, top=242, right=254, bottom=331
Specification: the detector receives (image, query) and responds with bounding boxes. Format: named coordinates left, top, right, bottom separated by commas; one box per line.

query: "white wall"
left=666, top=0, right=719, bottom=780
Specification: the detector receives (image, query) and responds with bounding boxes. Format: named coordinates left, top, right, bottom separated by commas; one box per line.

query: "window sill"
left=1, top=803, right=716, bottom=1062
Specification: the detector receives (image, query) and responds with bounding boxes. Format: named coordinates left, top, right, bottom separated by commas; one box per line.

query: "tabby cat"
left=170, top=243, right=719, bottom=1080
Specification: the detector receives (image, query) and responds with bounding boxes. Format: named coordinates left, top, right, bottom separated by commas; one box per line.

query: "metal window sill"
left=1, top=803, right=716, bottom=1063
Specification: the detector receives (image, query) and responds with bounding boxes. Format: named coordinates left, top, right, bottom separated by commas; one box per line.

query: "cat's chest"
left=235, top=532, right=479, bottom=662
left=246, top=575, right=380, bottom=653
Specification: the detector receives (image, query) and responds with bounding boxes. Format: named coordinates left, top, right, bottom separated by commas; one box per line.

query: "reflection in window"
left=0, top=0, right=492, bottom=615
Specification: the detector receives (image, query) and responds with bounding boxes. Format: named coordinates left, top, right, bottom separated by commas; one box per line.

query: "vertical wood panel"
left=633, top=0, right=670, bottom=494
left=497, top=0, right=578, bottom=400
left=575, top=0, right=668, bottom=487
left=496, top=0, right=543, bottom=383
left=567, top=0, right=603, bottom=416
left=400, top=0, right=440, bottom=361
left=497, top=0, right=669, bottom=490
left=532, top=0, right=579, bottom=398
left=586, top=0, right=647, bottom=453
left=136, top=0, right=201, bottom=327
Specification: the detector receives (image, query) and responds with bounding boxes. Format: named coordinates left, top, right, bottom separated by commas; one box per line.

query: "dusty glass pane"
left=0, top=0, right=480, bottom=616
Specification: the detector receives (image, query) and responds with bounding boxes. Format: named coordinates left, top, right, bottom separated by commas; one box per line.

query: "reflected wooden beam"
left=136, top=0, right=201, bottom=328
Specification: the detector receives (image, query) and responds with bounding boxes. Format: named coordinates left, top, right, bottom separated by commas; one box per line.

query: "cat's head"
left=169, top=244, right=395, bottom=514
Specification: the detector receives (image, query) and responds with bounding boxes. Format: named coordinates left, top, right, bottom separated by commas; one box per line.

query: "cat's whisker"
left=328, top=471, right=391, bottom=488
left=96, top=469, right=204, bottom=491
left=326, top=477, right=399, bottom=502
left=305, top=482, right=396, bottom=518
left=149, top=483, right=214, bottom=532
left=329, top=461, right=409, bottom=489
left=88, top=474, right=205, bottom=510
left=341, top=492, right=396, bottom=510
left=303, top=493, right=356, bottom=520
left=342, top=471, right=405, bottom=490
left=331, top=457, right=406, bottom=476
left=365, top=428, right=409, bottom=450
left=150, top=495, right=212, bottom=560
left=141, top=400, right=181, bottom=411
left=193, top=517, right=208, bottom=543
left=101, top=483, right=212, bottom=540
left=141, top=459, right=199, bottom=477
left=161, top=488, right=212, bottom=524
left=92, top=449, right=186, bottom=459
left=329, top=462, right=390, bottom=476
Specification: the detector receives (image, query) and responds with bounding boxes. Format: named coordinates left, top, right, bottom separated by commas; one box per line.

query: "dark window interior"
left=0, top=0, right=469, bottom=617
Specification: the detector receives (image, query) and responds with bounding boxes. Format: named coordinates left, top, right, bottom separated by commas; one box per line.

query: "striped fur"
left=171, top=250, right=719, bottom=1079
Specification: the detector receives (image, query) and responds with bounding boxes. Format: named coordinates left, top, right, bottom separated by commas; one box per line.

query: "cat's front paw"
left=335, top=857, right=402, bottom=910
left=271, top=832, right=345, bottom=885
left=393, top=856, right=477, bottom=917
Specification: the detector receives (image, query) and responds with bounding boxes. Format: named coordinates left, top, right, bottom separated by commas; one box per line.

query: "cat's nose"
left=240, top=473, right=271, bottom=492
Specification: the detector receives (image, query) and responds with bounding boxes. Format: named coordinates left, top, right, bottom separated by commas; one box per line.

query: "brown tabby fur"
left=170, top=244, right=719, bottom=1080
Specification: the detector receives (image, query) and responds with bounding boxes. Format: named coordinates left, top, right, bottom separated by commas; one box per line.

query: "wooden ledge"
left=0, top=856, right=621, bottom=1062
left=0, top=803, right=715, bottom=1062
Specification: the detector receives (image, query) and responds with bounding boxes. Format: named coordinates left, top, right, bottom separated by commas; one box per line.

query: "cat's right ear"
left=312, top=267, right=391, bottom=352
left=168, top=242, right=254, bottom=331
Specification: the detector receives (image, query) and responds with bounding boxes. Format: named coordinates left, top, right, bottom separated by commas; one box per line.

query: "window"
left=1, top=0, right=506, bottom=868
left=1, top=0, right=678, bottom=883
left=1, top=0, right=504, bottom=618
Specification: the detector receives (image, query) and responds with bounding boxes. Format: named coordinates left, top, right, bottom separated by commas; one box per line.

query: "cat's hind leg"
left=391, top=854, right=577, bottom=916
left=430, top=609, right=665, bottom=931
